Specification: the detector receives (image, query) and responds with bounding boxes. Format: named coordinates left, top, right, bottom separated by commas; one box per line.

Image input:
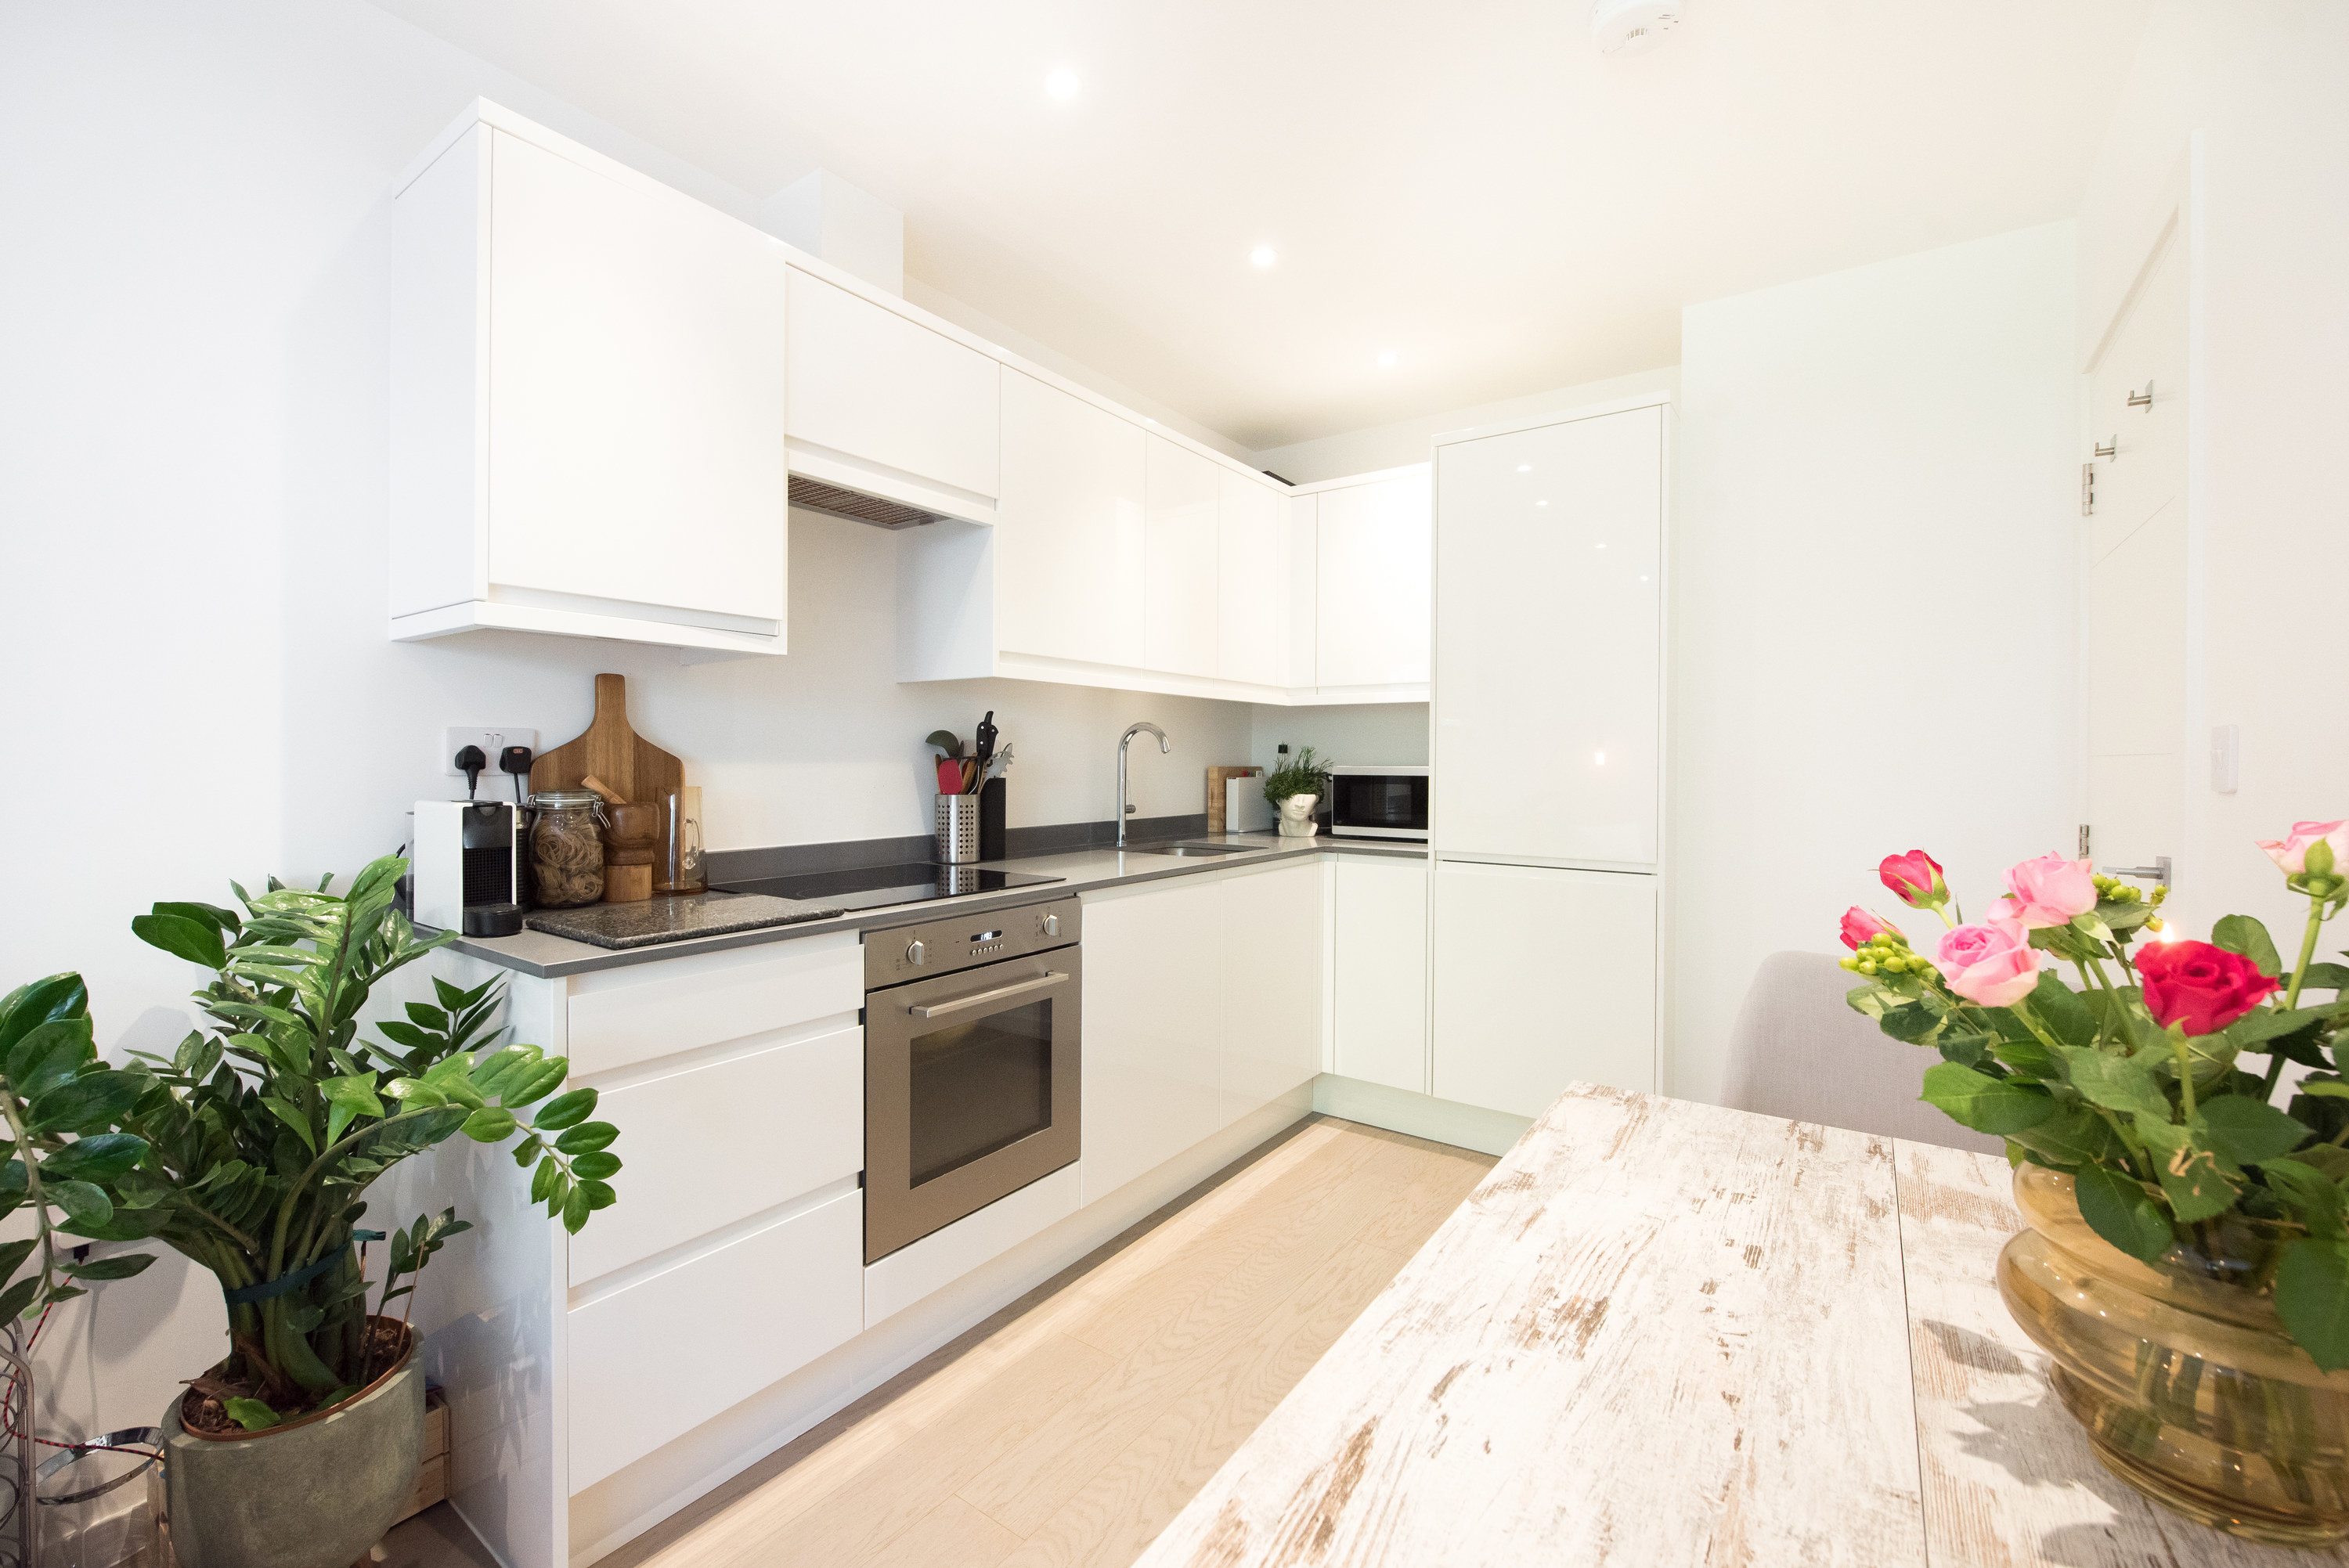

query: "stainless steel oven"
left=1327, top=764, right=1431, bottom=841
left=862, top=896, right=1081, bottom=1263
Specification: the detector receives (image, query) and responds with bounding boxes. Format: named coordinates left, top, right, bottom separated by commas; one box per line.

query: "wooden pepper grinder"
left=581, top=775, right=660, bottom=903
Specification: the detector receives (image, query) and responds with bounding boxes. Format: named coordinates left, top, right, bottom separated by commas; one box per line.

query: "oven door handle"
left=907, top=970, right=1070, bottom=1020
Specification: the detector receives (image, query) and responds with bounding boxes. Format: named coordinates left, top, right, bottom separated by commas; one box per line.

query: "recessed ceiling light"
left=1376, top=349, right=1398, bottom=369
left=1045, top=68, right=1080, bottom=99
left=1591, top=0, right=1680, bottom=56
left=1517, top=464, right=1532, bottom=473
left=1249, top=245, right=1277, bottom=269
left=1535, top=499, right=1550, bottom=507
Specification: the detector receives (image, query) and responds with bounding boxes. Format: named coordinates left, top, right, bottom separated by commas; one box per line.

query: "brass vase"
left=1998, top=1164, right=2349, bottom=1545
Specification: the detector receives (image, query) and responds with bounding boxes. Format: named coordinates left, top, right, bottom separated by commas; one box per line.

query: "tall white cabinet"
left=1430, top=398, right=1670, bottom=1116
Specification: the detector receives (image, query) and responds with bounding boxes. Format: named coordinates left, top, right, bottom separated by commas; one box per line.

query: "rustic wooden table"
left=1132, top=1083, right=2349, bottom=1567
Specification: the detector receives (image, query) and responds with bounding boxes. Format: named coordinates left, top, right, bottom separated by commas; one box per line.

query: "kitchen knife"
left=974, top=711, right=997, bottom=777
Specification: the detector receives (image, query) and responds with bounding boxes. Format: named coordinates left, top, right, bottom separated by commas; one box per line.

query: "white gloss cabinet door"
left=1218, top=473, right=1286, bottom=687
left=1218, top=862, right=1324, bottom=1126
left=996, top=370, right=1147, bottom=669
left=1315, top=469, right=1432, bottom=689
left=1081, top=880, right=1223, bottom=1203
left=485, top=130, right=789, bottom=627
left=1334, top=857, right=1429, bottom=1093
left=1434, top=407, right=1663, bottom=866
left=785, top=268, right=1001, bottom=505
left=1431, top=863, right=1655, bottom=1116
left=1144, top=436, right=1221, bottom=678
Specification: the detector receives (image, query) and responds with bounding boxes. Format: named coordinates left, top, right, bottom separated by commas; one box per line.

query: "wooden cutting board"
left=530, top=676, right=685, bottom=878
left=1205, top=766, right=1261, bottom=834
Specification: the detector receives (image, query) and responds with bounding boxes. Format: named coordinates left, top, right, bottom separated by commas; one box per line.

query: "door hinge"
left=2078, top=824, right=2091, bottom=859
left=2080, top=463, right=2095, bottom=517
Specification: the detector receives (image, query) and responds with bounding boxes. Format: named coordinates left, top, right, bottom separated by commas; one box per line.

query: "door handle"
left=909, top=971, right=1068, bottom=1019
left=2105, top=856, right=2173, bottom=885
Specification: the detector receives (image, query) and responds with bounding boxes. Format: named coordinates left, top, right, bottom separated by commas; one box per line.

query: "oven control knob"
left=905, top=939, right=926, bottom=966
left=1041, top=913, right=1061, bottom=938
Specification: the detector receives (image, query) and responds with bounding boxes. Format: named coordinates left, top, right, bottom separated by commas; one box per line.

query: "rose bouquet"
left=1842, top=824, right=2349, bottom=1367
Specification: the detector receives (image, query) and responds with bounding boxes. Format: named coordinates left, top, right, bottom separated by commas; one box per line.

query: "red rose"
left=2137, top=939, right=2281, bottom=1036
left=1880, top=850, right=1947, bottom=908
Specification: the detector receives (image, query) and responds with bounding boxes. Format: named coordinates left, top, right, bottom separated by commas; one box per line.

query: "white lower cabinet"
left=566, top=1184, right=862, bottom=1492
left=1334, top=858, right=1429, bottom=1093
left=1082, top=863, right=1326, bottom=1203
left=565, top=1024, right=862, bottom=1289
left=1431, top=862, right=1656, bottom=1116
left=1218, top=862, right=1324, bottom=1126
left=1081, top=879, right=1225, bottom=1203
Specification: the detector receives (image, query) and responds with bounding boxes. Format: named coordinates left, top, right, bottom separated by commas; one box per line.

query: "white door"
left=1316, top=470, right=1432, bottom=689
left=1218, top=472, right=1287, bottom=687
left=485, top=130, right=790, bottom=628
left=1431, top=862, right=1655, bottom=1115
left=1219, top=862, right=1325, bottom=1126
left=1080, top=880, right=1221, bottom=1203
left=1143, top=436, right=1221, bottom=678
left=1334, top=856, right=1429, bottom=1094
left=785, top=268, right=1000, bottom=503
left=995, top=371, right=1147, bottom=668
left=1434, top=407, right=1663, bottom=868
left=2084, top=225, right=2188, bottom=885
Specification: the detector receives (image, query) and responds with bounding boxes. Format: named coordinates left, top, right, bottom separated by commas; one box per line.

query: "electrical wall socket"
left=442, top=727, right=539, bottom=778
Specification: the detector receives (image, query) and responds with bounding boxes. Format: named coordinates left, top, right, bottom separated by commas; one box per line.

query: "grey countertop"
left=442, top=834, right=1429, bottom=979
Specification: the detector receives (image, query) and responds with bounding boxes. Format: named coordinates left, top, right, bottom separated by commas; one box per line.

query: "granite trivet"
left=523, top=892, right=843, bottom=950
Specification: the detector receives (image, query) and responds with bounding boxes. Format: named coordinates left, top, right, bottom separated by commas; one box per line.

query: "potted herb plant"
left=1262, top=746, right=1330, bottom=838
left=1840, top=827, right=2349, bottom=1544
left=5, top=855, right=620, bottom=1568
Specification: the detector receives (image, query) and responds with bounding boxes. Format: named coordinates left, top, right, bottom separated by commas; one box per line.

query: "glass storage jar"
left=529, top=791, right=608, bottom=909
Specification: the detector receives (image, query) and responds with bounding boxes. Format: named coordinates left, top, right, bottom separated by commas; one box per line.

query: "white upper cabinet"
left=1217, top=470, right=1286, bottom=689
left=785, top=267, right=1001, bottom=519
left=1312, top=467, right=1432, bottom=694
left=390, top=106, right=791, bottom=654
left=994, top=369, right=1147, bottom=669
left=1434, top=404, right=1665, bottom=868
left=1144, top=435, right=1221, bottom=679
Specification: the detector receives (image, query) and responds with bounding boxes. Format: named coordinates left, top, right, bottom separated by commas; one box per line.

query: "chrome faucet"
left=1117, top=722, right=1171, bottom=848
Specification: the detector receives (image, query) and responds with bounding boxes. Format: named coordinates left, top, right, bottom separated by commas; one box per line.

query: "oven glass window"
left=1337, top=775, right=1427, bottom=829
left=908, top=999, right=1052, bottom=1187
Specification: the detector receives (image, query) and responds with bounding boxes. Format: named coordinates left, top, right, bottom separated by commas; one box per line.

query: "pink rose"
left=1934, top=918, right=2041, bottom=1007
left=1998, top=852, right=2098, bottom=929
left=1839, top=907, right=1900, bottom=950
left=2257, top=820, right=2349, bottom=875
left=1879, top=850, right=1947, bottom=908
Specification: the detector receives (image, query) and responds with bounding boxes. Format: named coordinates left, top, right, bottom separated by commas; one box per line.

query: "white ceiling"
left=368, top=0, right=2149, bottom=451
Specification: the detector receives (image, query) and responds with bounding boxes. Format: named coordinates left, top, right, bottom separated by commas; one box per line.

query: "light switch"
left=2210, top=725, right=2239, bottom=794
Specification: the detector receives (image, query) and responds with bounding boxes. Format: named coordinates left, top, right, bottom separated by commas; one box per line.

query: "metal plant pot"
left=157, top=1324, right=424, bottom=1568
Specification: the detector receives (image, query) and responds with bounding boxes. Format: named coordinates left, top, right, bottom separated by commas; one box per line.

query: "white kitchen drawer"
left=566, top=1024, right=861, bottom=1288
left=567, top=1184, right=861, bottom=1493
left=862, top=1163, right=1080, bottom=1329
left=785, top=267, right=1001, bottom=511
left=564, top=932, right=861, bottom=1077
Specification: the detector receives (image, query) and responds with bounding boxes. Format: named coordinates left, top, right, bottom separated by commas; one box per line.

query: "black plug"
left=454, top=744, right=487, bottom=801
left=500, top=744, right=534, bottom=804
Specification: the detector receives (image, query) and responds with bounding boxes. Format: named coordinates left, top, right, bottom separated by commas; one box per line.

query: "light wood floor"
left=600, top=1115, right=1495, bottom=1568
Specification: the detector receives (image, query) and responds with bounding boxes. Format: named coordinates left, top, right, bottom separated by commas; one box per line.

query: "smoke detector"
left=1592, top=0, right=1680, bottom=55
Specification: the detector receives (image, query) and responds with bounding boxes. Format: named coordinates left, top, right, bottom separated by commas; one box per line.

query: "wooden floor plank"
left=601, top=1116, right=1493, bottom=1568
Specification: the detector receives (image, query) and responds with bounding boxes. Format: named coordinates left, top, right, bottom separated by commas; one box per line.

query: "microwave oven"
left=1327, top=765, right=1430, bottom=841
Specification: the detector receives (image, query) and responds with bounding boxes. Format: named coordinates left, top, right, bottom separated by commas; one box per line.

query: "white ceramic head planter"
left=1276, top=794, right=1319, bottom=838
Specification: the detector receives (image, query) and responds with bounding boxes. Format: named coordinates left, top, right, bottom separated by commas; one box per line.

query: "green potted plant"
left=1262, top=746, right=1329, bottom=838
left=4, top=854, right=620, bottom=1568
left=1839, top=827, right=2349, bottom=1544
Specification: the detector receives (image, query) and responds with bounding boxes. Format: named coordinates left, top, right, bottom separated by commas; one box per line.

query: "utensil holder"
left=936, top=795, right=980, bottom=864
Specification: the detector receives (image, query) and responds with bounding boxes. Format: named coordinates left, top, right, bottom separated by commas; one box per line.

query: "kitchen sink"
left=1129, top=841, right=1256, bottom=857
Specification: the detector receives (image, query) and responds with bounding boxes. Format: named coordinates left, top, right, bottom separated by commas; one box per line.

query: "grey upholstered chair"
left=1720, top=950, right=2003, bottom=1155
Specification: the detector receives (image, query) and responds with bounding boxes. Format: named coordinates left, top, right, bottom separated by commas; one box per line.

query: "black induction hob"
left=709, top=862, right=1065, bottom=914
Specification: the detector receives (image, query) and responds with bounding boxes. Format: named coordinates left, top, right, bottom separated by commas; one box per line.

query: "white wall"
left=0, top=0, right=1247, bottom=1461
left=1249, top=705, right=1430, bottom=773
left=2075, top=1, right=2349, bottom=950
left=1256, top=366, right=1683, bottom=485
left=1672, top=222, right=2080, bottom=1104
